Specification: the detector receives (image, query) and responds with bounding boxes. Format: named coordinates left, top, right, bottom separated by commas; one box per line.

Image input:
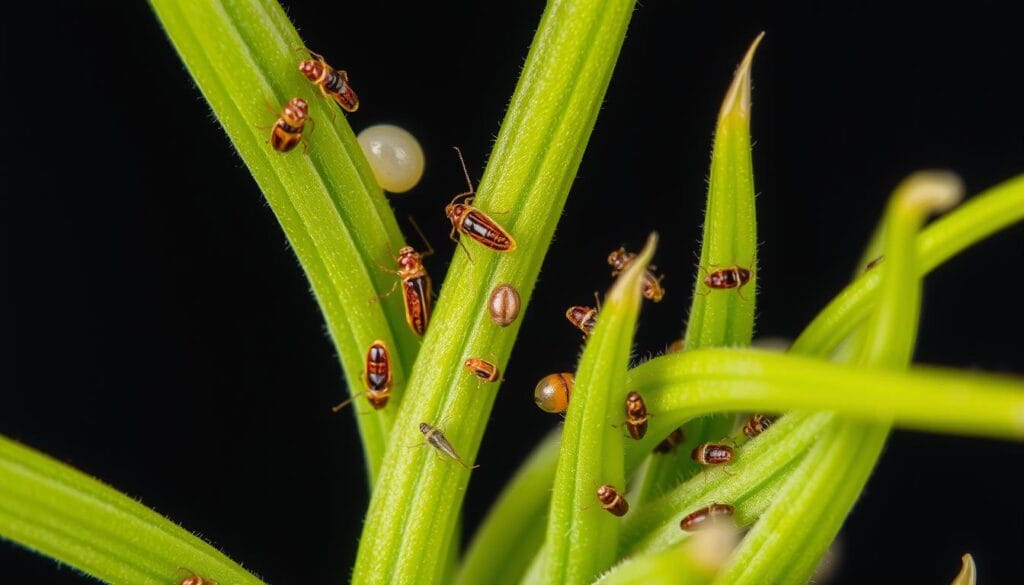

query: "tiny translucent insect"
left=488, top=284, right=521, bottom=327
left=419, top=422, right=478, bottom=469
left=679, top=503, right=735, bottom=532
left=595, top=484, right=629, bottom=517
left=607, top=247, right=665, bottom=302
left=742, top=414, right=774, bottom=438
left=376, top=220, right=434, bottom=336
left=178, top=568, right=217, bottom=585
left=297, top=48, right=359, bottom=112
left=332, top=340, right=392, bottom=412
left=565, top=305, right=598, bottom=338
left=691, top=442, right=734, bottom=466
left=865, top=255, right=885, bottom=271
left=534, top=373, right=574, bottom=414
left=654, top=427, right=684, bottom=454
left=464, top=357, right=500, bottom=383
left=445, top=147, right=516, bottom=259
left=267, top=97, right=313, bottom=153
left=624, top=391, right=649, bottom=440
left=701, top=265, right=754, bottom=297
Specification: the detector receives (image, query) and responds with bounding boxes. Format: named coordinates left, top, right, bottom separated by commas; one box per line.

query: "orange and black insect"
left=742, top=414, right=774, bottom=438
left=624, top=391, right=649, bottom=440
left=178, top=568, right=217, bottom=585
left=679, top=503, right=735, bottom=532
left=534, top=373, right=574, bottom=414
left=464, top=357, right=500, bottom=383
left=595, top=484, right=629, bottom=517
left=332, top=340, right=392, bottom=412
left=297, top=48, right=359, bottom=113
left=268, top=97, right=314, bottom=153
left=565, top=305, right=598, bottom=338
left=608, top=247, right=665, bottom=302
left=654, top=427, right=684, bottom=454
left=701, top=265, right=754, bottom=298
left=419, top=422, right=478, bottom=469
left=445, top=147, right=516, bottom=259
left=377, top=220, right=434, bottom=336
left=692, top=442, right=734, bottom=466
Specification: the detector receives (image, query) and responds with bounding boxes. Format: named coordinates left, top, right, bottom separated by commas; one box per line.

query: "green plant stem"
left=352, top=1, right=636, bottom=582
left=541, top=235, right=656, bottom=584
left=0, top=436, right=263, bottom=585
left=150, top=0, right=416, bottom=482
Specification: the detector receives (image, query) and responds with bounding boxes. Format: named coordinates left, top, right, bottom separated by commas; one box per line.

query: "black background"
left=3, top=1, right=1023, bottom=584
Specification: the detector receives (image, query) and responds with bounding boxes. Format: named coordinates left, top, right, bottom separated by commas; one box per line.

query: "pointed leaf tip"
left=609, top=232, right=659, bottom=302
left=950, top=553, right=976, bottom=585
left=720, top=32, right=765, bottom=120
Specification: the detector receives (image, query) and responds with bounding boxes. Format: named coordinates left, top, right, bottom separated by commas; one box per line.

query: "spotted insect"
left=692, top=442, right=734, bottom=466
left=701, top=264, right=754, bottom=298
left=607, top=247, right=665, bottom=302
left=624, top=391, right=649, bottom=440
left=464, top=357, right=500, bottom=383
left=297, top=48, right=359, bottom=113
left=445, top=147, right=516, bottom=259
left=654, top=427, right=684, bottom=454
left=267, top=97, right=314, bottom=153
left=534, top=373, right=574, bottom=414
left=332, top=340, right=392, bottom=412
left=377, top=220, right=434, bottom=336
left=178, top=568, right=217, bottom=585
left=419, top=422, right=478, bottom=469
left=565, top=305, right=598, bottom=338
left=594, top=484, right=629, bottom=517
left=679, top=503, right=735, bottom=532
left=742, top=414, right=774, bottom=438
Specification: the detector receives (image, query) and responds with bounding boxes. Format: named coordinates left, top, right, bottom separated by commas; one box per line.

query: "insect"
left=624, top=391, right=649, bottom=440
left=488, top=284, right=521, bottom=327
left=607, top=247, right=665, bottom=302
left=178, top=568, right=217, bottom=585
left=654, top=427, right=684, bottom=454
left=419, top=422, right=478, bottom=469
left=565, top=305, right=598, bottom=338
left=865, top=255, right=885, bottom=271
left=332, top=340, right=392, bottom=412
left=692, top=442, right=734, bottom=466
left=376, top=219, right=434, bottom=336
left=445, top=147, right=517, bottom=259
left=679, top=503, right=735, bottom=532
left=594, top=484, right=629, bottom=517
left=742, top=414, right=774, bottom=438
left=668, top=338, right=686, bottom=353
left=297, top=48, right=359, bottom=112
left=267, top=97, right=313, bottom=153
left=534, top=373, right=574, bottom=414
left=701, top=264, right=754, bottom=298
left=464, top=357, right=500, bottom=383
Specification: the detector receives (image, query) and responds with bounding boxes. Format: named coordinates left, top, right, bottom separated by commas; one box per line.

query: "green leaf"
left=0, top=436, right=263, bottom=585
left=951, top=554, right=977, bottom=585
left=351, top=0, right=637, bottom=582
left=541, top=234, right=657, bottom=584
left=149, top=0, right=416, bottom=482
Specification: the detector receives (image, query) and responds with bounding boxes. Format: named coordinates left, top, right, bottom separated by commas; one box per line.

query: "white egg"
left=356, top=124, right=425, bottom=193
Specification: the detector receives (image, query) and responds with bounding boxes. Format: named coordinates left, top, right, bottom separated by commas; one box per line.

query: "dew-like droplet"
left=357, top=124, right=425, bottom=193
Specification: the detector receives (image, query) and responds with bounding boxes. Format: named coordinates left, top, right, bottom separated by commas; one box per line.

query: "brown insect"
left=565, top=305, right=598, bottom=338
left=178, top=568, right=217, bottom=585
left=624, top=391, right=649, bottom=440
left=607, top=247, right=665, bottom=302
left=679, top=503, right=735, bottom=532
left=332, top=340, right=392, bottom=412
left=376, top=220, right=434, bottom=336
left=488, top=284, right=521, bottom=327
left=267, top=97, right=314, bottom=153
left=742, top=414, right=774, bottom=438
left=464, top=357, right=500, bottom=383
left=865, top=255, right=885, bottom=271
left=668, top=338, right=686, bottom=353
left=654, top=428, right=684, bottom=454
left=701, top=265, right=754, bottom=298
left=534, top=373, right=574, bottom=414
left=297, top=48, right=359, bottom=113
left=595, top=484, right=629, bottom=517
left=419, top=422, right=478, bottom=469
left=692, top=442, right=734, bottom=466
left=445, top=147, right=517, bottom=259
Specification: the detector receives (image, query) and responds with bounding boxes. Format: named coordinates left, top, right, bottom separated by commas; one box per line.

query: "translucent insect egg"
left=356, top=124, right=425, bottom=193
